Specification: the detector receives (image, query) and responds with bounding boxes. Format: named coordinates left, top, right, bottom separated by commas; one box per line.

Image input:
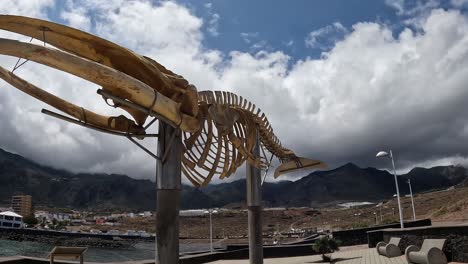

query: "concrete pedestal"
left=246, top=127, right=263, bottom=264
left=156, top=121, right=182, bottom=264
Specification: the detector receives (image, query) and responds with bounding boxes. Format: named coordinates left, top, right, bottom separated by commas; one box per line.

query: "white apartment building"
left=0, top=211, right=23, bottom=228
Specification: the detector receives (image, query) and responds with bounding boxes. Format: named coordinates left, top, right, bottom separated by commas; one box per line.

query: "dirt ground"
left=89, top=186, right=468, bottom=239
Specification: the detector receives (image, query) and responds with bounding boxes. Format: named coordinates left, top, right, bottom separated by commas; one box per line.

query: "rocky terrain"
left=88, top=185, right=468, bottom=239
left=0, top=230, right=134, bottom=248
left=1, top=147, right=468, bottom=210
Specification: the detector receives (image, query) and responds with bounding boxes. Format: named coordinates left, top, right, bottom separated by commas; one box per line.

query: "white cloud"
left=385, top=0, right=406, bottom=15
left=0, top=0, right=53, bottom=18
left=385, top=0, right=441, bottom=16
left=2, top=2, right=468, bottom=185
left=305, top=22, right=347, bottom=50
left=60, top=0, right=91, bottom=31
left=207, top=13, right=220, bottom=37
left=240, top=32, right=259, bottom=44
left=451, top=0, right=468, bottom=7
left=385, top=0, right=441, bottom=27
left=204, top=2, right=220, bottom=37
left=395, top=155, right=468, bottom=174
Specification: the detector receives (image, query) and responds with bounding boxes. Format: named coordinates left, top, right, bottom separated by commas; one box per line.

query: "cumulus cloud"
left=452, top=0, right=468, bottom=8
left=385, top=0, right=441, bottom=27
left=60, top=0, right=91, bottom=31
left=305, top=22, right=348, bottom=50
left=385, top=0, right=440, bottom=16
left=385, top=0, right=406, bottom=15
left=240, top=32, right=259, bottom=44
left=0, top=0, right=53, bottom=18
left=239, top=32, right=270, bottom=51
left=1, top=1, right=468, bottom=185
left=204, top=2, right=220, bottom=37
left=292, top=9, right=468, bottom=174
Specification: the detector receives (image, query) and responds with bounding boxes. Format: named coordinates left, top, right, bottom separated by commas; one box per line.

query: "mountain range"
left=1, top=148, right=467, bottom=210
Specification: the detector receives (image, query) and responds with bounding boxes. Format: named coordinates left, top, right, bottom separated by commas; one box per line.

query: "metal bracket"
left=127, top=136, right=161, bottom=160
left=259, top=142, right=275, bottom=185
left=39, top=26, right=49, bottom=47
left=144, top=117, right=158, bottom=130
left=12, top=27, right=47, bottom=73
left=42, top=109, right=162, bottom=160
left=97, top=89, right=174, bottom=129
left=261, top=152, right=275, bottom=186
left=12, top=37, right=33, bottom=73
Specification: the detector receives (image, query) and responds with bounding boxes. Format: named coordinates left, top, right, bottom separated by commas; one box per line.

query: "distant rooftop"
left=0, top=211, right=22, bottom=218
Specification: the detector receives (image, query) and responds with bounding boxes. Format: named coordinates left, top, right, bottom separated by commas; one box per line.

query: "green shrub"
left=313, top=236, right=340, bottom=262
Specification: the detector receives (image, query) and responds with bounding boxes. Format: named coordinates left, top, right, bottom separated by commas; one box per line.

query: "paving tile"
left=205, top=247, right=460, bottom=264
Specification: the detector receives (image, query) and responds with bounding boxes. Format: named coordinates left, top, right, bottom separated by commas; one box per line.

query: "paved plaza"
left=207, top=246, right=463, bottom=264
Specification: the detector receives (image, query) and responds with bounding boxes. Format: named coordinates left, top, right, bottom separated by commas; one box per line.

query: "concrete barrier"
left=333, top=219, right=431, bottom=246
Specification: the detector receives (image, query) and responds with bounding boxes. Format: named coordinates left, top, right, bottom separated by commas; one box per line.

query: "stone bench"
left=405, top=239, right=447, bottom=264
left=376, top=237, right=402, bottom=257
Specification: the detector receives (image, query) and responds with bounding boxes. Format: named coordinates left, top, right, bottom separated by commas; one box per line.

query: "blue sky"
left=4, top=0, right=468, bottom=182
left=180, top=0, right=462, bottom=61
left=189, top=0, right=400, bottom=60
left=35, top=0, right=468, bottom=64
left=43, top=0, right=460, bottom=61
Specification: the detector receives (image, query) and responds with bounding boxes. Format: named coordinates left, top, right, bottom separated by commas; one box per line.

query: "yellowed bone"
left=274, top=158, right=327, bottom=178
left=0, top=38, right=199, bottom=133
left=0, top=66, right=144, bottom=135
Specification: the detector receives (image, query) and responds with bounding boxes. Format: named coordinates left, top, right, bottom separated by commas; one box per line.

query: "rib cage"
left=181, top=90, right=299, bottom=186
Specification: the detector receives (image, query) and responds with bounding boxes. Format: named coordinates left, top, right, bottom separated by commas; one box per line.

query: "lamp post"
left=408, top=179, right=416, bottom=220
left=376, top=150, right=404, bottom=228
left=204, top=209, right=218, bottom=252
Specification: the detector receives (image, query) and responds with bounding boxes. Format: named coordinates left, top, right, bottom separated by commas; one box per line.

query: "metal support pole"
left=408, top=179, right=416, bottom=220
left=246, top=126, right=263, bottom=264
left=390, top=150, right=404, bottom=229
left=380, top=206, right=383, bottom=222
left=209, top=210, right=213, bottom=252
left=156, top=121, right=181, bottom=264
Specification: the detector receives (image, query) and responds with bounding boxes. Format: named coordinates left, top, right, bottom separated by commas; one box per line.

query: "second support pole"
left=246, top=126, right=263, bottom=264
left=156, top=121, right=182, bottom=264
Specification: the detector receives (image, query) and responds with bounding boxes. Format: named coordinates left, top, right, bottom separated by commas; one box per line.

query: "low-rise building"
left=0, top=211, right=23, bottom=228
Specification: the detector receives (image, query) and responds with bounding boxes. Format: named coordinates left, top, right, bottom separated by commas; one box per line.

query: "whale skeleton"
left=0, top=15, right=326, bottom=187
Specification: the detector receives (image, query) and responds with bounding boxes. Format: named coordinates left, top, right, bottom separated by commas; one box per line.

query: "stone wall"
left=332, top=219, right=431, bottom=246
left=0, top=226, right=151, bottom=241
left=0, top=226, right=150, bottom=249
left=367, top=224, right=468, bottom=262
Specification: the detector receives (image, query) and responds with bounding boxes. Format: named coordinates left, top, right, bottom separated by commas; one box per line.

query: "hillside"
left=0, top=148, right=467, bottom=210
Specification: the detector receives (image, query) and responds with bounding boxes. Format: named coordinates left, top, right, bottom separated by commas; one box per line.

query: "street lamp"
left=204, top=209, right=218, bottom=252
left=407, top=179, right=416, bottom=220
left=376, top=150, right=404, bottom=228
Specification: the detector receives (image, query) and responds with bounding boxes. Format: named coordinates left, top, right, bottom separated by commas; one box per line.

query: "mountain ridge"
left=1, top=148, right=467, bottom=210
